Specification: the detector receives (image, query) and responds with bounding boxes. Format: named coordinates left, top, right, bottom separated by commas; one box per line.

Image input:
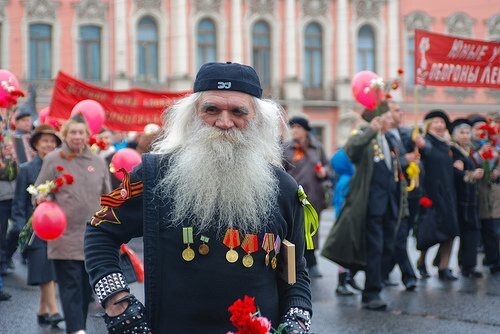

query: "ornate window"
left=137, top=16, right=158, bottom=82
left=252, top=20, right=271, bottom=89
left=79, top=25, right=102, bottom=82
left=304, top=22, right=323, bottom=90
left=197, top=18, right=217, bottom=70
left=29, top=23, right=52, bottom=80
left=357, top=24, right=375, bottom=72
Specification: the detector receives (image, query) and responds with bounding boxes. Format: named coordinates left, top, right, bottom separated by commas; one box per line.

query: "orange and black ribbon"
left=100, top=168, right=143, bottom=208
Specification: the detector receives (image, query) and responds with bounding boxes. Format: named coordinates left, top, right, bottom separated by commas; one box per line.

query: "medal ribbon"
left=261, top=233, right=275, bottom=253
left=182, top=227, right=194, bottom=244
left=200, top=235, right=210, bottom=243
left=223, top=229, right=240, bottom=249
left=274, top=235, right=281, bottom=254
left=241, top=234, right=258, bottom=254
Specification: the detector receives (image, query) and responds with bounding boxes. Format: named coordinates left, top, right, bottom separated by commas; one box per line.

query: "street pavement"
left=1, top=208, right=499, bottom=333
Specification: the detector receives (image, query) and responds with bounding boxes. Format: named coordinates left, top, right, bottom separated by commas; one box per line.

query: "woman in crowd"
left=36, top=115, right=111, bottom=334
left=450, top=119, right=484, bottom=278
left=11, top=125, right=64, bottom=325
left=415, top=110, right=460, bottom=281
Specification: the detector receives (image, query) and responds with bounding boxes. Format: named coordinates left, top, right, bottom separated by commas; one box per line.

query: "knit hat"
left=450, top=118, right=472, bottom=134
left=193, top=62, right=263, bottom=98
left=15, top=108, right=32, bottom=121
left=467, top=115, right=487, bottom=126
left=29, top=124, right=62, bottom=151
left=424, top=109, right=451, bottom=132
left=289, top=116, right=311, bottom=132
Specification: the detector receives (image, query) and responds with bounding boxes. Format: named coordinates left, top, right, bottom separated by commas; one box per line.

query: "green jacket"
left=321, top=127, right=377, bottom=270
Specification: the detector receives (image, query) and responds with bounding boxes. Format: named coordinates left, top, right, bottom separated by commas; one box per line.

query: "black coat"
left=451, top=145, right=480, bottom=231
left=416, top=134, right=459, bottom=251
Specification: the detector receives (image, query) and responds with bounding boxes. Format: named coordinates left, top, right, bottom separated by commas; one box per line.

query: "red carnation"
left=419, top=196, right=433, bottom=208
left=88, top=135, right=97, bottom=146
left=55, top=165, right=64, bottom=172
left=480, top=147, right=494, bottom=160
left=228, top=296, right=257, bottom=329
left=385, top=93, right=392, bottom=99
left=97, top=140, right=107, bottom=150
left=397, top=69, right=404, bottom=75
left=63, top=174, right=74, bottom=185
left=0, top=134, right=3, bottom=142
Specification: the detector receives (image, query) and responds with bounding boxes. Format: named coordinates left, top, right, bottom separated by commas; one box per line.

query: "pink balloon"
left=0, top=69, right=24, bottom=108
left=111, top=148, right=142, bottom=181
left=39, top=107, right=50, bottom=124
left=70, top=99, right=105, bottom=135
left=351, top=71, right=385, bottom=110
left=32, top=202, right=67, bottom=241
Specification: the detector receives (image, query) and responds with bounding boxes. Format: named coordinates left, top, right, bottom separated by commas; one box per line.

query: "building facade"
left=1, top=0, right=499, bottom=154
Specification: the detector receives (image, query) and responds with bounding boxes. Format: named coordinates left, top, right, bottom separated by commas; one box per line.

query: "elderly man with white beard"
left=84, top=62, right=313, bottom=334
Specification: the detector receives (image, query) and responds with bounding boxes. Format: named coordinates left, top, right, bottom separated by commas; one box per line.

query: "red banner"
left=414, top=29, right=500, bottom=89
left=49, top=72, right=191, bottom=132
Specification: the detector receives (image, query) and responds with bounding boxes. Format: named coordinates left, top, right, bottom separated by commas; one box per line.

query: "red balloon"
left=39, top=107, right=50, bottom=124
left=351, top=71, right=385, bottom=110
left=32, top=202, right=67, bottom=241
left=0, top=69, right=24, bottom=108
left=70, top=99, right=106, bottom=135
left=111, top=148, right=142, bottom=181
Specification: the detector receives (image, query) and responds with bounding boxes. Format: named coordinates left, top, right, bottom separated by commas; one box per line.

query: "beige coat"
left=36, top=144, right=111, bottom=260
left=478, top=180, right=500, bottom=219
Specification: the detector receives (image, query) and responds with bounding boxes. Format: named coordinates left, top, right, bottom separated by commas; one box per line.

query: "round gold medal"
left=182, top=247, right=195, bottom=261
left=265, top=253, right=270, bottom=267
left=271, top=256, right=277, bottom=270
left=226, top=249, right=239, bottom=263
left=242, top=254, right=254, bottom=268
left=198, top=243, right=210, bottom=255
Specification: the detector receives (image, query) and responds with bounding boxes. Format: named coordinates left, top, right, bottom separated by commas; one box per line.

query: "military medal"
left=198, top=235, right=210, bottom=255
left=241, top=234, right=258, bottom=268
left=262, top=233, right=275, bottom=267
left=271, top=235, right=281, bottom=270
left=182, top=227, right=195, bottom=261
left=372, top=139, right=384, bottom=163
left=223, top=229, right=240, bottom=263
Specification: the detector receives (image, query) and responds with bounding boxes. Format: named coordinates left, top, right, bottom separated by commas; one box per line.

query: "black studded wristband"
left=280, top=307, right=311, bottom=333
left=94, top=272, right=130, bottom=306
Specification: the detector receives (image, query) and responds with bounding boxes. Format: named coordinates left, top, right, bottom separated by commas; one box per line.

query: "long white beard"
left=156, top=117, right=279, bottom=236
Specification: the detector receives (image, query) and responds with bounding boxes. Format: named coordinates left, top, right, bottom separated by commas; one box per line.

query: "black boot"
left=336, top=272, right=354, bottom=296
left=347, top=273, right=362, bottom=291
left=438, top=268, right=458, bottom=281
left=417, top=261, right=430, bottom=279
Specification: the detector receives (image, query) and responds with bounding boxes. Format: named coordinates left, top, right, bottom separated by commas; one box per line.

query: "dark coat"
left=451, top=145, right=480, bottom=230
left=416, top=134, right=459, bottom=251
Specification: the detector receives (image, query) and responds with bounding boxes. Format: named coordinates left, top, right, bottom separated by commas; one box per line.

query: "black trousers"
left=363, top=212, right=396, bottom=301
left=54, top=260, right=92, bottom=333
left=384, top=217, right=417, bottom=283
left=481, top=219, right=500, bottom=266
left=0, top=199, right=12, bottom=266
left=458, top=228, right=480, bottom=270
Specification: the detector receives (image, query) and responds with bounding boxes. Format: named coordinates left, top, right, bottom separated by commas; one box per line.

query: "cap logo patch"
left=217, top=81, right=232, bottom=89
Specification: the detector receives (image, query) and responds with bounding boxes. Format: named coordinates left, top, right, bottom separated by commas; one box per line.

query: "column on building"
left=170, top=0, right=191, bottom=90
left=230, top=0, right=243, bottom=63
left=283, top=0, right=303, bottom=116
left=335, top=0, right=358, bottom=147
left=388, top=0, right=401, bottom=100
left=114, top=0, right=129, bottom=89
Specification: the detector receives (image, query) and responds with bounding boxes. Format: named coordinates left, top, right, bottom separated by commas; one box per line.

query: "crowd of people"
left=0, top=61, right=498, bottom=333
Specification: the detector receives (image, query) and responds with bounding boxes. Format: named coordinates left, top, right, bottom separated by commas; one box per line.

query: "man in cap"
left=322, top=101, right=403, bottom=310
left=283, top=116, right=328, bottom=278
left=85, top=62, right=313, bottom=333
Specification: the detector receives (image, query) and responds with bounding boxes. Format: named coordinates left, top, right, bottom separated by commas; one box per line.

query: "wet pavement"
left=1, top=209, right=499, bottom=333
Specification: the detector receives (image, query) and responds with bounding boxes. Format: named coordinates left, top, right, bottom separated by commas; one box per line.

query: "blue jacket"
left=11, top=155, right=42, bottom=231
left=330, top=149, right=354, bottom=215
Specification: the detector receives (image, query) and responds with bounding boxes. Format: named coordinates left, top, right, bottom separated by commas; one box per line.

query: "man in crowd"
left=85, top=62, right=313, bottom=333
left=322, top=102, right=402, bottom=310
left=283, top=116, right=329, bottom=278
left=382, top=101, right=418, bottom=290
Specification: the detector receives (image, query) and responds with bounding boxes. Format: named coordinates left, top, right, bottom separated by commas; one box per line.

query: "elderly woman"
left=415, top=110, right=460, bottom=281
left=36, top=115, right=111, bottom=334
left=11, top=125, right=64, bottom=325
left=450, top=119, right=484, bottom=278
